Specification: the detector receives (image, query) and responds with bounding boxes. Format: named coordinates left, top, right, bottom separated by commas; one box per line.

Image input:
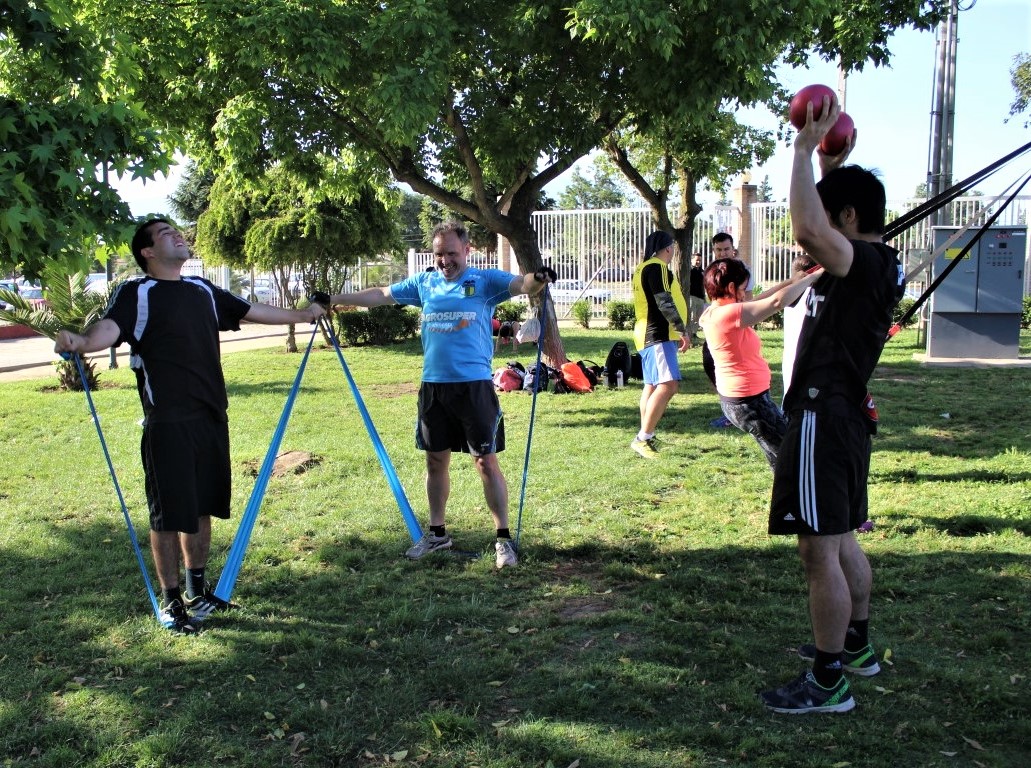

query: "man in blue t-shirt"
left=327, top=221, right=555, bottom=568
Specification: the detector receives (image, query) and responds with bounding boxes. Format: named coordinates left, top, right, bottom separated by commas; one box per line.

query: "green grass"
left=1, top=327, right=1029, bottom=767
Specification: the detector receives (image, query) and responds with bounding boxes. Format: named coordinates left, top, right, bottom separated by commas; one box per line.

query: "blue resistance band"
left=214, top=324, right=318, bottom=602
left=66, top=352, right=162, bottom=622
left=322, top=317, right=423, bottom=543
left=514, top=288, right=549, bottom=549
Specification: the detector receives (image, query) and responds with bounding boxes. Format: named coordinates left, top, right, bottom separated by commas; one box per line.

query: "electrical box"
left=927, top=226, right=1026, bottom=359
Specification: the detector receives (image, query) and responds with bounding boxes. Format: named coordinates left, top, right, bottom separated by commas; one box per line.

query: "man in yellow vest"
left=630, top=230, right=691, bottom=458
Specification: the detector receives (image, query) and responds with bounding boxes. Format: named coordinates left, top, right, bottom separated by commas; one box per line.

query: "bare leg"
left=838, top=531, right=872, bottom=621
left=150, top=530, right=182, bottom=591
left=180, top=515, right=211, bottom=570
left=425, top=450, right=451, bottom=527
left=640, top=380, right=678, bottom=435
left=798, top=534, right=851, bottom=653
left=473, top=453, right=509, bottom=530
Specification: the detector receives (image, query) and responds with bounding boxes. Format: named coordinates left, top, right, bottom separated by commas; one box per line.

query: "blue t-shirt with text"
left=390, top=267, right=516, bottom=382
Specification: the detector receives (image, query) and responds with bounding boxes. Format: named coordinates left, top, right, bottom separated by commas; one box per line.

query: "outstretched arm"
left=510, top=266, right=557, bottom=298
left=737, top=270, right=823, bottom=327
left=54, top=319, right=121, bottom=355
left=326, top=286, right=396, bottom=307
left=244, top=302, right=325, bottom=325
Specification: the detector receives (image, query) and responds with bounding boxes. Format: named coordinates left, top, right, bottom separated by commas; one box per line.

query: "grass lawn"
left=1, top=326, right=1029, bottom=767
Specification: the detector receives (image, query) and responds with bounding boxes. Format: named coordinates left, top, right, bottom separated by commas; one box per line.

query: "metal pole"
left=940, top=0, right=960, bottom=224
left=103, top=164, right=118, bottom=369
left=927, top=17, right=948, bottom=223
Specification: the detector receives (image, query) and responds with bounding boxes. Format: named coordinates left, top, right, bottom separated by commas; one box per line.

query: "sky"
left=114, top=1, right=1030, bottom=217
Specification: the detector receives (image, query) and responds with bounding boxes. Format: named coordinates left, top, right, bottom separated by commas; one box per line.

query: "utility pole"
left=103, top=163, right=118, bottom=369
left=927, top=0, right=960, bottom=226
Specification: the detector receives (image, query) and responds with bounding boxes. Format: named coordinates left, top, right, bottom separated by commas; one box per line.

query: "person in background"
left=687, top=252, right=705, bottom=342
left=325, top=221, right=555, bottom=569
left=699, top=258, right=821, bottom=468
left=55, top=218, right=327, bottom=634
left=705, top=233, right=739, bottom=428
left=760, top=92, right=904, bottom=714
left=630, top=230, right=690, bottom=459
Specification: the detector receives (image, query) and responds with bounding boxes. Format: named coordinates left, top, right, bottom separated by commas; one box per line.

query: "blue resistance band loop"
left=514, top=287, right=549, bottom=549
left=67, top=352, right=162, bottom=622
left=214, top=324, right=318, bottom=602
left=322, top=317, right=423, bottom=543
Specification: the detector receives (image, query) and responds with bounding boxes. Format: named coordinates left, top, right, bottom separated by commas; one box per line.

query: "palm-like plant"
left=0, top=263, right=112, bottom=390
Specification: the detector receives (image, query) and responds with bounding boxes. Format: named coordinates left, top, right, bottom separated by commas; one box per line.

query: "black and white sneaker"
left=185, top=587, right=238, bottom=621
left=159, top=598, right=198, bottom=634
left=760, top=670, right=855, bottom=714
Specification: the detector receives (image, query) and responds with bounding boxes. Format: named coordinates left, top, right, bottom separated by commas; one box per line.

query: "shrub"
left=607, top=300, right=635, bottom=330
left=334, top=305, right=420, bottom=345
left=571, top=299, right=592, bottom=329
left=893, top=297, right=920, bottom=328
left=1022, top=295, right=1031, bottom=330
left=495, top=301, right=526, bottom=323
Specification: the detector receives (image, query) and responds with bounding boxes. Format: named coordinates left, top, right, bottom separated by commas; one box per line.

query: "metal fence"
left=749, top=196, right=1030, bottom=296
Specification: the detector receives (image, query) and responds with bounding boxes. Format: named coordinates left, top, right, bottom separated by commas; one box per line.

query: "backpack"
left=492, top=361, right=525, bottom=392
left=559, top=361, right=594, bottom=393
left=579, top=360, right=603, bottom=388
left=629, top=352, right=643, bottom=381
left=604, top=342, right=632, bottom=386
left=523, top=361, right=557, bottom=393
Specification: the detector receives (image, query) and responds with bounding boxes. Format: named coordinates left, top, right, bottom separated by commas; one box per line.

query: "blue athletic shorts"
left=640, top=341, right=682, bottom=386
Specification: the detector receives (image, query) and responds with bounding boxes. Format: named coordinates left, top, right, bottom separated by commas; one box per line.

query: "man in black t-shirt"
left=760, top=94, right=904, bottom=714
left=687, top=252, right=705, bottom=341
left=56, top=218, right=326, bottom=633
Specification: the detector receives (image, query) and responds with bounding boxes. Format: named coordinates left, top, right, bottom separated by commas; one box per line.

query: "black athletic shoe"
left=760, top=670, right=855, bottom=714
left=797, top=643, right=881, bottom=677
left=185, top=588, right=238, bottom=621
left=159, top=598, right=198, bottom=634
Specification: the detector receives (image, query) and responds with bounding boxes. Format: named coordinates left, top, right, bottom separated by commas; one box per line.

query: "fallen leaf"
left=567, top=760, right=581, bottom=768
left=492, top=720, right=509, bottom=728
left=246, top=674, right=256, bottom=682
left=962, top=736, right=984, bottom=751
left=295, top=683, right=305, bottom=690
left=73, top=676, right=87, bottom=685
left=263, top=711, right=276, bottom=721
left=874, top=686, right=894, bottom=694
left=507, top=626, right=520, bottom=634
left=940, top=751, right=957, bottom=757
left=320, top=699, right=329, bottom=710
left=390, top=749, right=408, bottom=761
left=131, top=687, right=149, bottom=696
left=289, top=732, right=306, bottom=756
left=831, top=762, right=851, bottom=767
left=487, top=680, right=503, bottom=687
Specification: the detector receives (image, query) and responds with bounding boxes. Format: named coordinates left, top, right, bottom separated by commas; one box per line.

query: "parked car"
left=549, top=279, right=612, bottom=303
left=0, top=280, right=18, bottom=311
left=19, top=285, right=47, bottom=308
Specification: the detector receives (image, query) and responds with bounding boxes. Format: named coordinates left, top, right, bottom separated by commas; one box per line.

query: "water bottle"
left=616, top=370, right=624, bottom=388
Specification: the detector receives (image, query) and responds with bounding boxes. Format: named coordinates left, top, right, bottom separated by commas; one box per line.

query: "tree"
left=71, top=0, right=945, bottom=364
left=168, top=161, right=216, bottom=236
left=1010, top=52, right=1031, bottom=128
left=0, top=2, right=174, bottom=280
left=195, top=162, right=402, bottom=351
left=557, top=158, right=634, bottom=210
left=604, top=110, right=776, bottom=285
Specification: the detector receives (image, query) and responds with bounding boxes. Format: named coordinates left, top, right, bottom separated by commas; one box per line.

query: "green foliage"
left=334, top=305, right=420, bottom=346
left=1022, top=295, right=1031, bottom=329
left=195, top=162, right=402, bottom=299
left=0, top=2, right=175, bottom=279
left=0, top=262, right=111, bottom=390
left=571, top=299, right=592, bottom=328
left=494, top=301, right=526, bottom=323
left=893, top=297, right=920, bottom=328
left=1010, top=52, right=1031, bottom=127
left=557, top=157, right=634, bottom=209
left=606, top=299, right=635, bottom=330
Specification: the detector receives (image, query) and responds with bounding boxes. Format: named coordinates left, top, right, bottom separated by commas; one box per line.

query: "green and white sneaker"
left=760, top=670, right=855, bottom=714
left=405, top=533, right=453, bottom=559
left=797, top=643, right=881, bottom=677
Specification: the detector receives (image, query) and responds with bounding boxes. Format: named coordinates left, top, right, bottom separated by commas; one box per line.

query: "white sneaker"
left=405, top=533, right=452, bottom=559
left=495, top=539, right=518, bottom=569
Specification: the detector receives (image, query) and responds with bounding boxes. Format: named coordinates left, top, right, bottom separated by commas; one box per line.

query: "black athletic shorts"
left=769, top=407, right=871, bottom=536
left=416, top=380, right=505, bottom=456
left=142, top=416, right=232, bottom=534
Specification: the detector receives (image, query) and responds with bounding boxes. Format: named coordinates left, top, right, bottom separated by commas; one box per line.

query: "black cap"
left=644, top=231, right=674, bottom=258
